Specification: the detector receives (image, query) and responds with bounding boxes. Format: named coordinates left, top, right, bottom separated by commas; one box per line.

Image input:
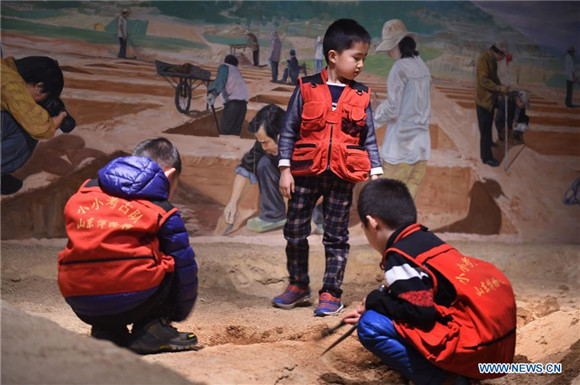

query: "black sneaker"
left=90, top=325, right=130, bottom=347
left=1, top=174, right=23, bottom=195
left=129, top=318, right=200, bottom=354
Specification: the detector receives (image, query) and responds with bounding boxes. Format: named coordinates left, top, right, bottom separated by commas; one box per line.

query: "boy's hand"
left=342, top=300, right=366, bottom=325
left=370, top=174, right=380, bottom=181
left=279, top=167, right=295, bottom=199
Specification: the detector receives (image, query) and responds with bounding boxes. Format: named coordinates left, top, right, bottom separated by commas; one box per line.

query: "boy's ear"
left=365, top=215, right=379, bottom=231
left=327, top=49, right=338, bottom=64
left=164, top=167, right=177, bottom=180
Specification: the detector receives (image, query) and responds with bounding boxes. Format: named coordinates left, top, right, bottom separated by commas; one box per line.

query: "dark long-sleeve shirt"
left=365, top=224, right=455, bottom=329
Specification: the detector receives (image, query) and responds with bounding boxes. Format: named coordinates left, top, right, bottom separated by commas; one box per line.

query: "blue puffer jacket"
left=62, top=156, right=198, bottom=321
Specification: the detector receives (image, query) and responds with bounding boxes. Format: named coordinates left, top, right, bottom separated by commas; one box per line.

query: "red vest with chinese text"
left=58, top=179, right=177, bottom=298
left=387, top=224, right=516, bottom=379
left=290, top=68, right=371, bottom=182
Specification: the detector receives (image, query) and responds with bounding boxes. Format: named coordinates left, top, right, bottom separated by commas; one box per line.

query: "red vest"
left=290, top=68, right=371, bottom=183
left=58, top=179, right=177, bottom=298
left=388, top=225, right=516, bottom=379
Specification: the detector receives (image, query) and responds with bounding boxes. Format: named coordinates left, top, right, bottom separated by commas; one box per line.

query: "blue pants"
left=358, top=310, right=451, bottom=385
left=1, top=111, right=38, bottom=176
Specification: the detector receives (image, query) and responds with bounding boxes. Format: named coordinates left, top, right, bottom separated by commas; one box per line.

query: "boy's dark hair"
left=224, top=54, right=238, bottom=66
left=399, top=36, right=419, bottom=59
left=15, top=56, right=64, bottom=99
left=247, top=104, right=285, bottom=140
left=323, top=19, right=371, bottom=63
left=133, top=137, right=182, bottom=174
left=358, top=179, right=417, bottom=229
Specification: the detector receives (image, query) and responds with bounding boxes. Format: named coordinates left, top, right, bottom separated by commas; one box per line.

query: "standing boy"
left=58, top=138, right=199, bottom=354
left=343, top=179, right=516, bottom=384
left=274, top=19, right=383, bottom=317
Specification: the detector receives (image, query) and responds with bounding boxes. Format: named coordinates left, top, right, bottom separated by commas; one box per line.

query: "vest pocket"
left=291, top=142, right=321, bottom=174
left=342, top=144, right=370, bottom=181
left=301, top=102, right=325, bottom=131
left=342, top=104, right=367, bottom=136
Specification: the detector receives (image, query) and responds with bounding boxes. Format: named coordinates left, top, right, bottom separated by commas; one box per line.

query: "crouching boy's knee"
left=357, top=310, right=399, bottom=349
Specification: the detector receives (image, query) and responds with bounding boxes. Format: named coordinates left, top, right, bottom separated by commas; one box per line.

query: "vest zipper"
left=327, top=123, right=333, bottom=169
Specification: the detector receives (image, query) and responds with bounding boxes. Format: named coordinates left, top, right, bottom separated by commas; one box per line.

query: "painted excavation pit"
left=163, top=107, right=259, bottom=138
left=0, top=138, right=514, bottom=242
left=1, top=147, right=226, bottom=240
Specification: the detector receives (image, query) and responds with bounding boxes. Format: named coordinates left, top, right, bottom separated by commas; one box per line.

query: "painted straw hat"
left=376, top=19, right=417, bottom=53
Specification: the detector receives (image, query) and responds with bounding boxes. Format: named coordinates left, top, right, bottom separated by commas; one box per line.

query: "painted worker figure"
left=118, top=8, right=130, bottom=59
left=223, top=104, right=324, bottom=234
left=1, top=55, right=68, bottom=195
left=476, top=40, right=510, bottom=167
left=207, top=55, right=249, bottom=136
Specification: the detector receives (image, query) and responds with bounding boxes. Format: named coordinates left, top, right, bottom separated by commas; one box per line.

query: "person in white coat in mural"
left=373, top=19, right=431, bottom=199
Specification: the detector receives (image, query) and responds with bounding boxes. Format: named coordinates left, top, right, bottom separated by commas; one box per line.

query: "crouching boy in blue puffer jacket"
left=58, top=137, right=199, bottom=354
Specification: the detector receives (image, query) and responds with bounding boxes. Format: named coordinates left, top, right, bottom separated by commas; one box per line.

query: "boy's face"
left=515, top=96, right=525, bottom=109
left=330, top=41, right=369, bottom=81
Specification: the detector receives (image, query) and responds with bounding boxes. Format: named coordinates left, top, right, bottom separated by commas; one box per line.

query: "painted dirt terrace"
left=1, top=9, right=580, bottom=385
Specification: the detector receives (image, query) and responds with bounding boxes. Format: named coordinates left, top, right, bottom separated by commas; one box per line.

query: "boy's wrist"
left=278, top=159, right=291, bottom=168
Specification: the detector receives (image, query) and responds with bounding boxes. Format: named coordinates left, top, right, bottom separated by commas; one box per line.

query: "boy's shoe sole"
left=272, top=294, right=312, bottom=309
left=314, top=303, right=344, bottom=317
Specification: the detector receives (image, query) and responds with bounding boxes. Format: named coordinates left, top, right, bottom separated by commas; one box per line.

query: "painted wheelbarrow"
left=155, top=60, right=212, bottom=114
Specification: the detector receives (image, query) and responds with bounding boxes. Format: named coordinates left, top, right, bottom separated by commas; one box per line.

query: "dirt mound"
left=1, top=301, right=196, bottom=385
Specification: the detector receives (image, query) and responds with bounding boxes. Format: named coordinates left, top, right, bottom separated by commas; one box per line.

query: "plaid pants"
left=283, top=171, right=354, bottom=297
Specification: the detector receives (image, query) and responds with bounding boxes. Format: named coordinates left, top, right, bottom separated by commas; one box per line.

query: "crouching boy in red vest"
left=343, top=179, right=516, bottom=384
left=58, top=137, right=199, bottom=354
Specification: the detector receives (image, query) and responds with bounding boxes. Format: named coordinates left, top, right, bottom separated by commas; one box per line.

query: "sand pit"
left=1, top=241, right=579, bottom=385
